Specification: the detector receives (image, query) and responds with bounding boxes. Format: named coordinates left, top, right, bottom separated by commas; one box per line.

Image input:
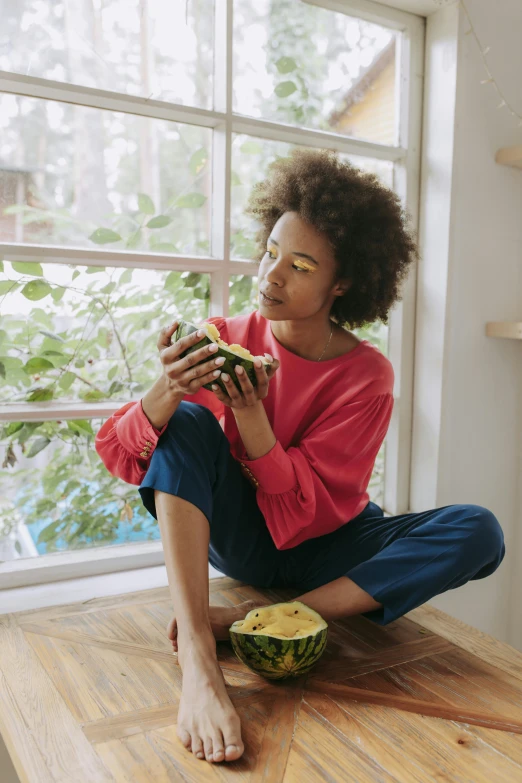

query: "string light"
left=456, top=0, right=522, bottom=126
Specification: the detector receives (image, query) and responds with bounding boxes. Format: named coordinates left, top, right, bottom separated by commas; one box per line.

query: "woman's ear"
left=333, top=278, right=352, bottom=297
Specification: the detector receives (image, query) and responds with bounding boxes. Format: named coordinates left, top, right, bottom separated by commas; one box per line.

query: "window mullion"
left=231, top=116, right=405, bottom=162
left=383, top=13, right=424, bottom=516
left=0, top=243, right=259, bottom=276
left=209, top=0, right=234, bottom=318
left=0, top=69, right=225, bottom=128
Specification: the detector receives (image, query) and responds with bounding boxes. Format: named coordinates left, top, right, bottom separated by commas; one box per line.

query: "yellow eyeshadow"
left=267, top=247, right=317, bottom=272
left=293, top=260, right=317, bottom=272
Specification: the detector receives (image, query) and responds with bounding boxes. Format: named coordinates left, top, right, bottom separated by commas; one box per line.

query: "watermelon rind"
left=229, top=601, right=328, bottom=680
left=174, top=319, right=269, bottom=394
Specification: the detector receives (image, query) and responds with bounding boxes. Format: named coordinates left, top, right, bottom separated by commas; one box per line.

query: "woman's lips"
left=260, top=291, right=283, bottom=305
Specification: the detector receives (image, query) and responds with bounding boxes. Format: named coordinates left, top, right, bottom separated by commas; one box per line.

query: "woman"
left=95, top=149, right=505, bottom=765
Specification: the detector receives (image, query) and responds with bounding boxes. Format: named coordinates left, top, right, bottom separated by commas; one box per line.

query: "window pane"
left=0, top=417, right=161, bottom=558
left=228, top=273, right=259, bottom=316
left=369, top=442, right=385, bottom=507
left=0, top=94, right=211, bottom=254
left=0, top=263, right=210, bottom=405
left=230, top=134, right=393, bottom=260
left=1, top=0, right=214, bottom=110
left=234, top=0, right=397, bottom=144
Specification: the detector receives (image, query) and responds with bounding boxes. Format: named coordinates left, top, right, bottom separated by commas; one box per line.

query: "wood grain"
left=407, top=604, right=522, bottom=683
left=307, top=679, right=522, bottom=734
left=343, top=665, right=522, bottom=771
left=251, top=687, right=303, bottom=783
left=304, top=692, right=437, bottom=783
left=3, top=577, right=522, bottom=781
left=293, top=699, right=399, bottom=782
left=21, top=621, right=177, bottom=663
left=0, top=614, right=113, bottom=782
left=313, top=636, right=452, bottom=680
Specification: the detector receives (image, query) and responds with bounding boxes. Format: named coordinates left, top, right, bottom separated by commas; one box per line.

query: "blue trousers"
left=139, top=401, right=505, bottom=626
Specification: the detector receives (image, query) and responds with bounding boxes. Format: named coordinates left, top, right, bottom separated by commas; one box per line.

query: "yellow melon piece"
left=232, top=601, right=326, bottom=640
left=227, top=343, right=254, bottom=360
left=203, top=323, right=220, bottom=342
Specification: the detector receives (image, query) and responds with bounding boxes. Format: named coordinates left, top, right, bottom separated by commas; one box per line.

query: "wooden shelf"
left=486, top=322, right=522, bottom=340
left=495, top=146, right=522, bottom=168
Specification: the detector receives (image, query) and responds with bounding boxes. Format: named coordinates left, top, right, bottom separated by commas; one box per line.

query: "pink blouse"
left=95, top=310, right=394, bottom=550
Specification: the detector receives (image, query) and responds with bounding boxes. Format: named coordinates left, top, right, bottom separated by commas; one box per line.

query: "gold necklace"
left=317, top=322, right=333, bottom=361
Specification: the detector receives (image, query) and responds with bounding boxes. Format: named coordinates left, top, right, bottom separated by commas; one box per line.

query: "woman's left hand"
left=211, top=357, right=280, bottom=409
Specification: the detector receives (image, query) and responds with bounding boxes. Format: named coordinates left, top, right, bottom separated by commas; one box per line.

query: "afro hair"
left=245, top=148, right=420, bottom=329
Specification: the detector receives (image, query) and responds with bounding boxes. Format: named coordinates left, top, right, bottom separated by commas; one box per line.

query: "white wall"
left=413, top=0, right=522, bottom=648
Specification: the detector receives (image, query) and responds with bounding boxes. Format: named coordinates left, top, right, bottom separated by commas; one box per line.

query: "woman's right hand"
left=157, top=320, right=226, bottom=396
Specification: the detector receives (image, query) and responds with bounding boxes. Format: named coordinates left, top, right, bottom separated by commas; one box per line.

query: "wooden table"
left=1, top=576, right=522, bottom=782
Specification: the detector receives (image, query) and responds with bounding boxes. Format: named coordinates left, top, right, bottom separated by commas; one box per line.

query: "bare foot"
left=167, top=600, right=266, bottom=652
left=176, top=631, right=244, bottom=763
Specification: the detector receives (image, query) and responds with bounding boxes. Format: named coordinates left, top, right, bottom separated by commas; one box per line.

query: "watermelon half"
left=229, top=601, right=328, bottom=680
left=174, top=319, right=270, bottom=394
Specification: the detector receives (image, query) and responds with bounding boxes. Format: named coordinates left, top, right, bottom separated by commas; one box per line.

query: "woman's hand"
left=157, top=320, right=228, bottom=396
left=211, top=356, right=280, bottom=410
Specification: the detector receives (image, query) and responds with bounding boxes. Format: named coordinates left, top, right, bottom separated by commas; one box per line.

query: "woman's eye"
left=265, top=250, right=308, bottom=272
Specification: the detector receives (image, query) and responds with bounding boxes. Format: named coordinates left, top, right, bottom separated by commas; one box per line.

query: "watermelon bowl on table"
left=229, top=602, right=329, bottom=680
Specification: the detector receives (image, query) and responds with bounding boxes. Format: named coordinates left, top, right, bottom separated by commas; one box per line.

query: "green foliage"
left=146, top=216, right=172, bottom=229
left=275, top=57, right=297, bottom=74
left=0, top=417, right=155, bottom=552
left=175, top=193, right=207, bottom=209
left=0, top=229, right=259, bottom=550
left=274, top=81, right=297, bottom=98
left=89, top=228, right=122, bottom=244
left=138, top=193, right=155, bottom=215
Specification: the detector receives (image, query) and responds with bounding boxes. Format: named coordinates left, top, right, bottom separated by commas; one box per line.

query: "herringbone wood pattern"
left=2, top=577, right=522, bottom=781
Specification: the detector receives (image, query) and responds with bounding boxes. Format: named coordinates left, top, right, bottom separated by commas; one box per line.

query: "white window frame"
left=0, top=0, right=424, bottom=589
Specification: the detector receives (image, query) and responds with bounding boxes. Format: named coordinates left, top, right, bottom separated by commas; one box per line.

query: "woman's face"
left=257, top=211, right=348, bottom=319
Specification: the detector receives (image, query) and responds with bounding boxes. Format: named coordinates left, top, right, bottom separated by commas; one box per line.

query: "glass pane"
left=1, top=0, right=214, bottom=110
left=228, top=273, right=259, bottom=316
left=369, top=442, right=385, bottom=507
left=234, top=0, right=397, bottom=144
left=0, top=417, right=161, bottom=558
left=0, top=94, right=211, bottom=253
left=0, top=263, right=210, bottom=405
left=230, top=134, right=393, bottom=260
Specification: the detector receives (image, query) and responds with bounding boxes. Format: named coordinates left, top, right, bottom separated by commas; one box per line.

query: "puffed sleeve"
left=239, top=393, right=394, bottom=550
left=95, top=401, right=167, bottom=485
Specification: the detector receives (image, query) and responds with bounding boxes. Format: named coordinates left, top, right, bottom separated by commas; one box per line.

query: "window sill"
left=0, top=562, right=225, bottom=615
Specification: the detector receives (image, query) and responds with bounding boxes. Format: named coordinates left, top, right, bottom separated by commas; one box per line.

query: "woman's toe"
left=224, top=743, right=243, bottom=761
left=176, top=727, right=191, bottom=749
left=204, top=736, right=214, bottom=762
left=211, top=733, right=225, bottom=762
left=223, top=718, right=243, bottom=760
left=166, top=616, right=177, bottom=641
left=192, top=735, right=204, bottom=760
